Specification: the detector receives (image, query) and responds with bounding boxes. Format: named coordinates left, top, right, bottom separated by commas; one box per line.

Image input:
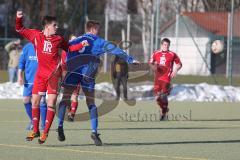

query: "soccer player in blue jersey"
left=57, top=20, right=139, bottom=146
left=18, top=42, right=47, bottom=130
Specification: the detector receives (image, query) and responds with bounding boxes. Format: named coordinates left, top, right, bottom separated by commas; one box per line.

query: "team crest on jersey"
left=43, top=40, right=53, bottom=54
left=159, top=56, right=166, bottom=65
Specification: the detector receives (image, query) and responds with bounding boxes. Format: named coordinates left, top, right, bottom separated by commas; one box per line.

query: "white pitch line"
left=0, top=143, right=209, bottom=160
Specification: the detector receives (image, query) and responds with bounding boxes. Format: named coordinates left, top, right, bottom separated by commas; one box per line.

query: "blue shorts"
left=23, top=83, right=34, bottom=97
left=62, top=72, right=95, bottom=93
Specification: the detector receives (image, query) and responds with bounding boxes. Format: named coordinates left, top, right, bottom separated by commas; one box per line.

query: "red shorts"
left=154, top=80, right=172, bottom=96
left=32, top=71, right=61, bottom=95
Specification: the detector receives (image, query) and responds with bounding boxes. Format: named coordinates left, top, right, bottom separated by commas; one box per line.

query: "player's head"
left=42, top=16, right=58, bottom=36
left=160, top=38, right=170, bottom=52
left=85, top=20, right=100, bottom=35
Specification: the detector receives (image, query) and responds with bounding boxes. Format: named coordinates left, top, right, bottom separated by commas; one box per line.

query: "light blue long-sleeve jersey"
left=18, top=43, right=38, bottom=84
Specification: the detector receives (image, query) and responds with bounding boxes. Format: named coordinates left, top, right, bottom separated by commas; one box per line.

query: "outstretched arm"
left=100, top=39, right=139, bottom=64
left=15, top=11, right=39, bottom=43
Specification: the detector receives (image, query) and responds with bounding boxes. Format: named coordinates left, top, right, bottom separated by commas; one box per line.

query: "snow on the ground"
left=0, top=82, right=240, bottom=102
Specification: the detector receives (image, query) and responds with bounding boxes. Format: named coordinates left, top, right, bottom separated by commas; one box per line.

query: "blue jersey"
left=18, top=43, right=38, bottom=84
left=66, top=33, right=134, bottom=78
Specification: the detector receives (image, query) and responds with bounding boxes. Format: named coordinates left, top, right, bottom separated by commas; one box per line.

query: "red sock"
left=161, top=101, right=169, bottom=114
left=44, top=107, right=55, bottom=134
left=156, top=97, right=169, bottom=114
left=32, top=106, right=40, bottom=133
left=70, top=101, right=78, bottom=114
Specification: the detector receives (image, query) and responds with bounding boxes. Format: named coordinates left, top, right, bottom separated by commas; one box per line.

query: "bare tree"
left=202, top=0, right=240, bottom=12
left=178, top=0, right=240, bottom=12
left=137, top=0, right=153, bottom=62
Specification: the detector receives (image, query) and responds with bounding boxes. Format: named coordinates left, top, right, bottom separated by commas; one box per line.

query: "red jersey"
left=15, top=17, right=83, bottom=78
left=149, top=50, right=181, bottom=83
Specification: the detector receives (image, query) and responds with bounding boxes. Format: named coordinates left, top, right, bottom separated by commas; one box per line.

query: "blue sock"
left=40, top=102, right=47, bottom=128
left=24, top=103, right=32, bottom=121
left=88, top=104, right=98, bottom=133
left=58, top=102, right=67, bottom=127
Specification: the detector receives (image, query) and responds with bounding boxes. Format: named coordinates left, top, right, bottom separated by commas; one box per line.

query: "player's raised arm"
left=15, top=10, right=39, bottom=43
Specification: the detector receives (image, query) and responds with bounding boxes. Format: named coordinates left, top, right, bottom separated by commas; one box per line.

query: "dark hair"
left=41, top=16, right=57, bottom=27
left=161, top=38, right=171, bottom=45
left=86, top=20, right=100, bottom=31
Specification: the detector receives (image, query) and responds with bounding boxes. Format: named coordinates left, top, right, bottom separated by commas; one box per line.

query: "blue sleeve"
left=18, top=47, right=26, bottom=70
left=97, top=38, right=134, bottom=64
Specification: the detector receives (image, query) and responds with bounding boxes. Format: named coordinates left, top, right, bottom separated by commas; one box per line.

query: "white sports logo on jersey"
left=43, top=40, right=53, bottom=53
left=159, top=56, right=166, bottom=65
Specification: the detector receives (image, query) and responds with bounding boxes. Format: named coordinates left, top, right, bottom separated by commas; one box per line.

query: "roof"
left=160, top=11, right=240, bottom=37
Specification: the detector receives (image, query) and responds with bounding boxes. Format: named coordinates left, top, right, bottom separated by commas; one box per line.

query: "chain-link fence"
left=0, top=0, right=239, bottom=85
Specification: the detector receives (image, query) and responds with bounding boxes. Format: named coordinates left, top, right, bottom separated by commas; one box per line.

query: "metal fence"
left=0, top=0, right=239, bottom=85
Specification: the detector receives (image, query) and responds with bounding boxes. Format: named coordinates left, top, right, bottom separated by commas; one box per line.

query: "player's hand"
left=81, top=40, right=89, bottom=47
left=17, top=77, right=24, bottom=85
left=16, top=10, right=23, bottom=18
left=150, top=62, right=158, bottom=71
left=14, top=39, right=21, bottom=45
left=132, top=60, right=140, bottom=65
left=170, top=70, right=177, bottom=78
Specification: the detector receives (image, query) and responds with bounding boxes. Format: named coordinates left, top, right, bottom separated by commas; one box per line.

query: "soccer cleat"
left=38, top=133, right=48, bottom=144
left=91, top=132, right=102, bottom=146
left=26, top=131, right=40, bottom=141
left=67, top=113, right=75, bottom=122
left=160, top=115, right=168, bottom=121
left=57, top=126, right=65, bottom=141
left=160, top=108, right=169, bottom=121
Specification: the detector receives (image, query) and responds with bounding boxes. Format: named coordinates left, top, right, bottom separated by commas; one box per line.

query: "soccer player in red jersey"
left=149, top=38, right=182, bottom=121
left=15, top=10, right=88, bottom=144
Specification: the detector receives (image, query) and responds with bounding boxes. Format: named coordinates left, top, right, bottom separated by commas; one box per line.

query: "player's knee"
left=71, top=95, right=78, bottom=102
left=47, top=105, right=56, bottom=110
left=156, top=93, right=167, bottom=103
left=86, top=98, right=94, bottom=106
left=23, top=97, right=31, bottom=104
left=32, top=99, right=40, bottom=106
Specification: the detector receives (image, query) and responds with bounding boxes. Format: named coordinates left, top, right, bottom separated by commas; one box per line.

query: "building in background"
left=159, top=11, right=240, bottom=75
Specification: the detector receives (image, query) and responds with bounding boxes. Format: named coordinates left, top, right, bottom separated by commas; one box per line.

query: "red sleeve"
left=174, top=53, right=181, bottom=65
left=149, top=52, right=156, bottom=64
left=15, top=17, right=39, bottom=43
left=61, top=50, right=67, bottom=64
left=60, top=37, right=84, bottom=52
